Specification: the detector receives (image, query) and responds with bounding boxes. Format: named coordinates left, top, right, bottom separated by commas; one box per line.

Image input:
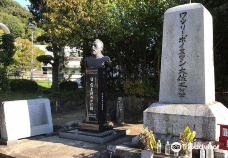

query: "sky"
left=13, top=0, right=31, bottom=9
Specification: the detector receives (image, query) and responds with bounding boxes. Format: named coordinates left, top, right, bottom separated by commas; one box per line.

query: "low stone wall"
left=107, top=97, right=158, bottom=122
left=49, top=91, right=85, bottom=113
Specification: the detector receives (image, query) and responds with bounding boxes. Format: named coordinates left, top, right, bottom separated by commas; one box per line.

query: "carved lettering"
left=89, top=77, right=94, bottom=110
left=178, top=12, right=188, bottom=97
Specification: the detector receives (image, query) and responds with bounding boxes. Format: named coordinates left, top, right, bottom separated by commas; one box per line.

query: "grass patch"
left=34, top=80, right=52, bottom=89
left=0, top=93, right=50, bottom=102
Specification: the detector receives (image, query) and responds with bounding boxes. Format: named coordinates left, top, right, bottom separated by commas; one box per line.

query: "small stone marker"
left=107, top=145, right=116, bottom=158
left=116, top=97, right=124, bottom=124
left=107, top=145, right=116, bottom=153
left=1, top=99, right=53, bottom=144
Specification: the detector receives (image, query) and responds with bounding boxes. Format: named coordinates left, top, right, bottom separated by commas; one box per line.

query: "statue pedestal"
left=79, top=67, right=113, bottom=132
left=78, top=122, right=113, bottom=133
left=144, top=102, right=228, bottom=142
left=84, top=67, right=107, bottom=122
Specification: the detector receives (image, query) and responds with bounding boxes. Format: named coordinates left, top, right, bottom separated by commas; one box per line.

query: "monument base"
left=59, top=128, right=130, bottom=144
left=0, top=139, right=18, bottom=146
left=78, top=121, right=114, bottom=133
left=144, top=101, right=228, bottom=142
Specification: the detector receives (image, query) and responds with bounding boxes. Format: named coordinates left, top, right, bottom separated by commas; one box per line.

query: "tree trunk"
left=3, top=65, right=7, bottom=75
left=51, top=44, right=60, bottom=91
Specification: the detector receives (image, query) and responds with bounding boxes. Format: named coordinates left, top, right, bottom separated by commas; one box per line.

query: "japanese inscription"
left=178, top=12, right=188, bottom=97
left=90, top=77, right=94, bottom=110
left=101, top=93, right=104, bottom=111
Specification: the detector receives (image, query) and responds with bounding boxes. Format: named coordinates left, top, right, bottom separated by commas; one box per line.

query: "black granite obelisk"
left=59, top=39, right=129, bottom=143
left=85, top=67, right=107, bottom=123
left=79, top=39, right=113, bottom=132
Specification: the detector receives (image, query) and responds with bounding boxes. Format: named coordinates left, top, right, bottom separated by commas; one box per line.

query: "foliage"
left=36, top=55, right=53, bottom=64
left=0, top=32, right=16, bottom=92
left=203, top=0, right=228, bottom=92
left=28, top=0, right=45, bottom=25
left=28, top=0, right=112, bottom=90
left=0, top=0, right=45, bottom=42
left=0, top=34, right=16, bottom=70
left=139, top=126, right=157, bottom=151
left=0, top=12, right=25, bottom=38
left=29, top=0, right=183, bottom=91
left=29, top=0, right=228, bottom=92
left=179, top=126, right=196, bottom=156
left=8, top=70, right=22, bottom=79
left=10, top=79, right=38, bottom=93
left=10, top=37, right=45, bottom=71
left=48, top=89, right=85, bottom=111
left=0, top=0, right=32, bottom=23
left=0, top=92, right=49, bottom=102
left=28, top=0, right=68, bottom=90
left=0, top=68, right=10, bottom=92
left=59, top=81, right=78, bottom=91
left=123, top=79, right=157, bottom=98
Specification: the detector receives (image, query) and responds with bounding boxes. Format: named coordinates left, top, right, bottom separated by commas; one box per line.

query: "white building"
left=35, top=45, right=82, bottom=85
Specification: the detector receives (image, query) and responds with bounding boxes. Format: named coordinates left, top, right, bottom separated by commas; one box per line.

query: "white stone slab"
left=214, top=149, right=228, bottom=158
left=144, top=102, right=228, bottom=141
left=141, top=150, right=153, bottom=158
left=159, top=3, right=215, bottom=104
left=1, top=99, right=53, bottom=141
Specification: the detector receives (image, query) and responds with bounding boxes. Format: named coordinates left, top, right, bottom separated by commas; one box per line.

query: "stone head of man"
left=91, top=39, right=104, bottom=59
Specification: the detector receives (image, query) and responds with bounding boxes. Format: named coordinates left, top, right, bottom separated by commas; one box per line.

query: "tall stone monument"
left=144, top=3, right=228, bottom=141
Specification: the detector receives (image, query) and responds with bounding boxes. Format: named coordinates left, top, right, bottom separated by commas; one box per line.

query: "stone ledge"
left=113, top=145, right=141, bottom=158
left=214, top=149, right=228, bottom=158
left=59, top=128, right=130, bottom=144
left=144, top=102, right=228, bottom=141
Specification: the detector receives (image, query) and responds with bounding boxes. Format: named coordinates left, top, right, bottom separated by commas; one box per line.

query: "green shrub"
left=59, top=81, right=78, bottom=91
left=123, top=78, right=157, bottom=98
left=10, top=79, right=38, bottom=93
left=0, top=69, right=10, bottom=92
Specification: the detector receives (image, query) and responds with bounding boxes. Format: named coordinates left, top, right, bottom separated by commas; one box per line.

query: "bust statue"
left=84, top=39, right=110, bottom=68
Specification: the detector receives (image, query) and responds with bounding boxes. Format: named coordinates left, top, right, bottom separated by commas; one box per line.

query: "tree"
left=0, top=0, right=44, bottom=40
left=10, top=37, right=45, bottom=74
left=39, top=0, right=183, bottom=89
left=202, top=0, right=228, bottom=91
left=29, top=0, right=61, bottom=90
left=101, top=0, right=181, bottom=82
left=0, top=32, right=16, bottom=92
left=0, top=12, right=25, bottom=38
left=0, top=33, right=16, bottom=73
left=31, top=0, right=228, bottom=92
left=29, top=0, right=110, bottom=90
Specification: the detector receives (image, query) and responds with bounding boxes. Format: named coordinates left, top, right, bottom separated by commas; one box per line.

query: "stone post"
left=116, top=97, right=124, bottom=124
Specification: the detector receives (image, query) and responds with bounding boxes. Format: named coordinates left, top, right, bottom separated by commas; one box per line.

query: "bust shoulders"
left=84, top=56, right=110, bottom=62
left=102, top=56, right=110, bottom=62
left=84, top=56, right=110, bottom=68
